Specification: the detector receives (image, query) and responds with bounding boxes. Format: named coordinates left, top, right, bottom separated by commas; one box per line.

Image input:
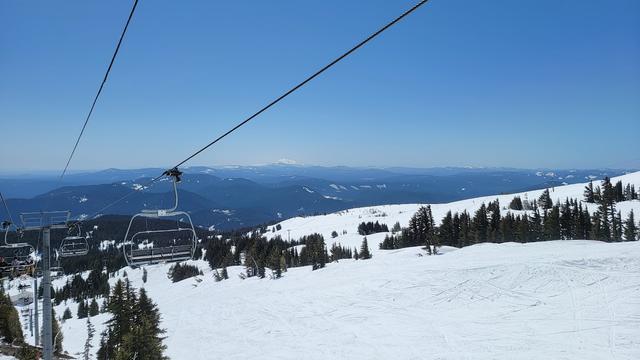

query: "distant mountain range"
left=0, top=165, right=633, bottom=230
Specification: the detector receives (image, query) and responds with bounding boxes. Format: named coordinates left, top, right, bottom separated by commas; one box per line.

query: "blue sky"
left=1, top=0, right=639, bottom=171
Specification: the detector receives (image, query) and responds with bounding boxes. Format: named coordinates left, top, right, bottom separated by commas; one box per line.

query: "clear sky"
left=1, top=0, right=639, bottom=172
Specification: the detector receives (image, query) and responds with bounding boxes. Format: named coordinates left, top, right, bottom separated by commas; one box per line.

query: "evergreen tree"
left=120, top=288, right=166, bottom=360
left=487, top=200, right=501, bottom=242
left=0, top=287, right=23, bottom=344
left=299, top=234, right=326, bottom=270
left=595, top=179, right=615, bottom=241
left=601, top=177, right=616, bottom=206
left=471, top=204, right=489, bottom=243
left=268, top=245, right=282, bottom=278
left=50, top=309, right=63, bottom=354
left=353, top=247, right=359, bottom=260
left=62, top=307, right=73, bottom=321
left=583, top=181, right=595, bottom=203
left=89, top=298, right=100, bottom=317
left=458, top=211, right=471, bottom=247
left=613, top=210, right=623, bottom=241
left=438, top=211, right=455, bottom=246
left=590, top=212, right=603, bottom=240
left=379, top=234, right=396, bottom=250
left=83, top=316, right=95, bottom=360
left=500, top=213, right=516, bottom=242
left=623, top=210, right=637, bottom=241
left=78, top=300, right=89, bottom=319
left=614, top=181, right=624, bottom=202
left=528, top=207, right=544, bottom=241
left=98, top=283, right=167, bottom=360
left=593, top=185, right=602, bottom=202
left=409, top=206, right=437, bottom=253
left=100, top=279, right=131, bottom=358
left=509, top=196, right=524, bottom=210
left=543, top=205, right=561, bottom=240
left=516, top=214, right=530, bottom=243
left=559, top=199, right=573, bottom=239
left=538, top=189, right=553, bottom=210
left=359, top=237, right=372, bottom=260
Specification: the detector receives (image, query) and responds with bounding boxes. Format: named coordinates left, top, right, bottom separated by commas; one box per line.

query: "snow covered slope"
left=264, top=171, right=640, bottom=252
left=18, top=240, right=640, bottom=360
left=7, top=172, right=640, bottom=359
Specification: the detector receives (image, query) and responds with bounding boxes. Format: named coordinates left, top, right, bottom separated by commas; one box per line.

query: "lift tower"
left=21, top=211, right=70, bottom=360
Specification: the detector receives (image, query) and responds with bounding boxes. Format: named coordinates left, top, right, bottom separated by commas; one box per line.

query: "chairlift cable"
left=76, top=0, right=432, bottom=220
left=171, top=0, right=431, bottom=169
left=0, top=192, right=15, bottom=226
left=59, top=0, right=140, bottom=180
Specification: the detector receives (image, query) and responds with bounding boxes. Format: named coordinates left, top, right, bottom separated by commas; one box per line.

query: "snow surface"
left=18, top=240, right=640, bottom=360
left=7, top=172, right=640, bottom=359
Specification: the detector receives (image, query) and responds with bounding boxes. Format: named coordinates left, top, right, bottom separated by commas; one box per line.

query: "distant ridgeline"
left=380, top=177, right=639, bottom=251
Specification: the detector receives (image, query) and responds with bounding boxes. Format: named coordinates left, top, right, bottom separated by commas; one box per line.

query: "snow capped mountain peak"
left=276, top=158, right=298, bottom=165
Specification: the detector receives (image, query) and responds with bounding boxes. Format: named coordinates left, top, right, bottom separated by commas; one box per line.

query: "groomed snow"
left=11, top=240, right=636, bottom=360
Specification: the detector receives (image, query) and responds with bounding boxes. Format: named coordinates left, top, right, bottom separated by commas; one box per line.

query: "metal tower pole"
left=34, top=276, right=39, bottom=346
left=20, top=210, right=70, bottom=359
left=42, top=226, right=53, bottom=360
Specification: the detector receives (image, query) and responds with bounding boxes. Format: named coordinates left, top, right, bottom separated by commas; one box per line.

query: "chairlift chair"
left=1, top=221, right=36, bottom=277
left=122, top=168, right=196, bottom=267
left=59, top=222, right=89, bottom=257
left=49, top=257, right=64, bottom=279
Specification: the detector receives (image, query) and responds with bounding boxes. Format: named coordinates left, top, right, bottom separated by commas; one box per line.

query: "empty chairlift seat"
left=122, top=168, right=196, bottom=267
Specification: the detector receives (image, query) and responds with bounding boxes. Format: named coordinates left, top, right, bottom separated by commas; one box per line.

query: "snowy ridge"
left=264, top=171, right=640, bottom=251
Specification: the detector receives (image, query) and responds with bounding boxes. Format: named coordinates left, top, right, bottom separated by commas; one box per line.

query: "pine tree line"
left=381, top=180, right=640, bottom=251
left=357, top=221, right=389, bottom=235
left=76, top=298, right=101, bottom=319
left=583, top=178, right=638, bottom=203
left=204, top=230, right=377, bottom=278
left=329, top=243, right=353, bottom=261
left=53, top=269, right=110, bottom=305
